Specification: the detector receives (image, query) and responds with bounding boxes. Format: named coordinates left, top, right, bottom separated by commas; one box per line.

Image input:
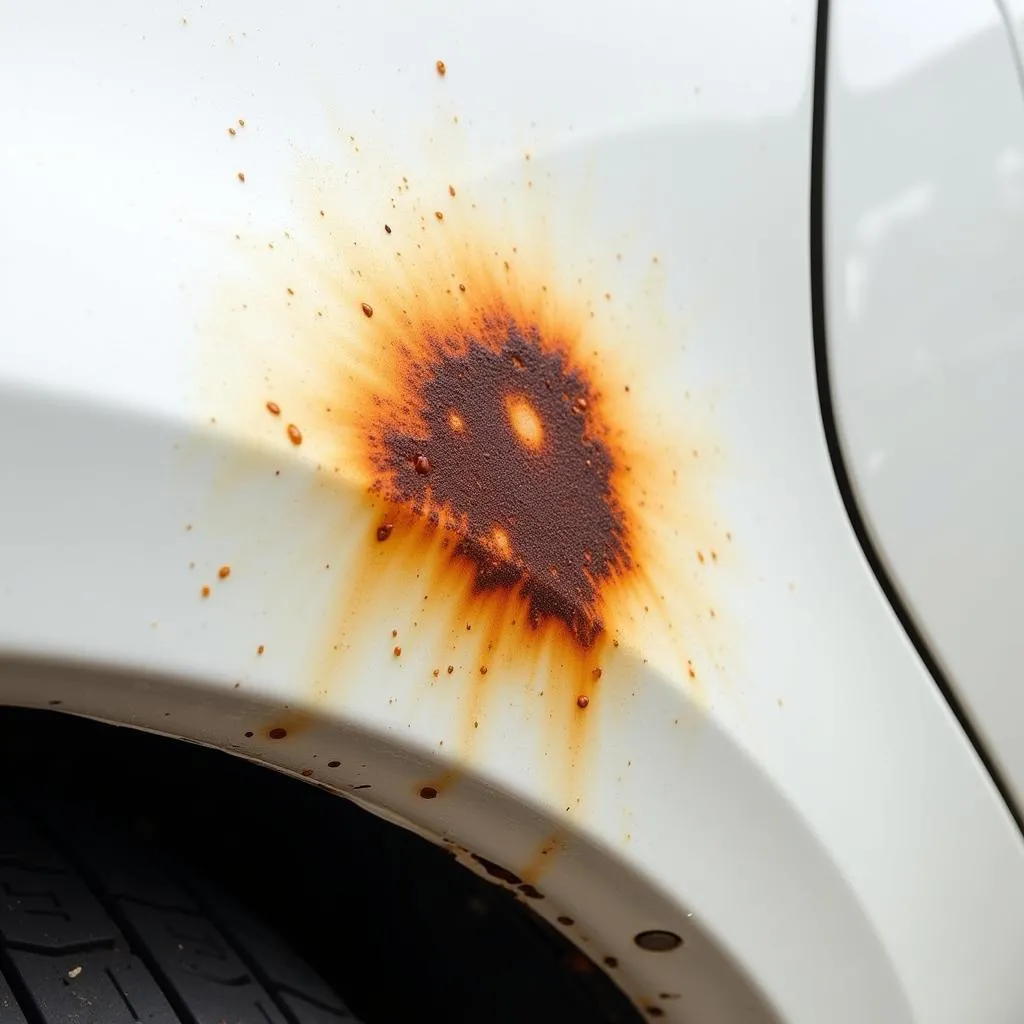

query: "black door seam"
left=808, top=0, right=1024, bottom=834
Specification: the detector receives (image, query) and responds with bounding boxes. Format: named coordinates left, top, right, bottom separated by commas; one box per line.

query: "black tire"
left=0, top=794, right=362, bottom=1024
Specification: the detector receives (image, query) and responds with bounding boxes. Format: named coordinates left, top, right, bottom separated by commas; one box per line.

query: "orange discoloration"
left=217, top=565, right=231, bottom=580
left=198, top=123, right=729, bottom=806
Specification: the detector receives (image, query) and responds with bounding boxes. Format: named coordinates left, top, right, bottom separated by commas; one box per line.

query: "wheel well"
left=0, top=706, right=641, bottom=1023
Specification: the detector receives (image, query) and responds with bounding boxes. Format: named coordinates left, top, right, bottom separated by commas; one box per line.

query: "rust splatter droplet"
left=576, top=694, right=590, bottom=709
left=266, top=400, right=281, bottom=416
left=479, top=665, right=488, bottom=675
left=419, top=785, right=438, bottom=799
left=591, top=667, right=603, bottom=681
left=257, top=645, right=265, bottom=655
left=384, top=224, right=392, bottom=234
left=434, top=211, right=444, bottom=222
left=447, top=665, right=454, bottom=674
left=435, top=59, right=446, bottom=77
left=518, top=883, right=544, bottom=900
left=268, top=727, right=288, bottom=740
left=301, top=768, right=314, bottom=777
left=228, top=127, right=236, bottom=136
left=604, top=956, right=619, bottom=969
left=200, top=586, right=211, bottom=598
left=413, top=454, right=433, bottom=475
left=218, top=565, right=231, bottom=580
left=448, top=184, right=456, bottom=197
left=328, top=760, right=341, bottom=767
left=287, top=424, right=303, bottom=445
left=236, top=171, right=245, bottom=183
left=361, top=302, right=374, bottom=318
left=376, top=523, right=394, bottom=542
left=557, top=915, right=574, bottom=926
left=393, top=645, right=402, bottom=657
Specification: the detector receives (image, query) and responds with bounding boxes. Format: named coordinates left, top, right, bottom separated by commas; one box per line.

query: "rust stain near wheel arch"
left=198, top=116, right=729, bottom=798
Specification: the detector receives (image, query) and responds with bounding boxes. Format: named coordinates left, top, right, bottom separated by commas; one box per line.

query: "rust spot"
left=448, top=184, right=456, bottom=197
left=603, top=956, right=618, bottom=969
left=256, top=644, right=265, bottom=655
left=199, top=132, right=729, bottom=791
left=419, top=785, right=438, bottom=799
left=217, top=565, right=231, bottom=580
left=518, top=883, right=544, bottom=900
left=228, top=126, right=236, bottom=136
left=268, top=727, right=288, bottom=739
left=435, top=59, right=446, bottom=77
left=557, top=915, right=574, bottom=926
left=479, top=665, right=488, bottom=676
left=328, top=760, right=341, bottom=767
left=645, top=1008, right=665, bottom=1018
left=434, top=210, right=444, bottom=222
left=237, top=171, right=245, bottom=183
left=301, top=768, right=314, bottom=777
left=471, top=854, right=521, bottom=885
left=393, top=645, right=402, bottom=657
left=266, top=400, right=281, bottom=416
left=361, top=302, right=374, bottom=318
left=200, top=585, right=211, bottom=598
left=286, top=423, right=303, bottom=446
left=634, top=930, right=682, bottom=952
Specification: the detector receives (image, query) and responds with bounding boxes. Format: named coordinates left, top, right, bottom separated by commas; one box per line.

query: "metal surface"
left=825, top=0, right=1024, bottom=810
left=3, top=1, right=1024, bottom=1021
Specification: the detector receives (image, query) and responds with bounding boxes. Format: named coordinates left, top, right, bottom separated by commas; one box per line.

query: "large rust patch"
left=371, top=321, right=625, bottom=647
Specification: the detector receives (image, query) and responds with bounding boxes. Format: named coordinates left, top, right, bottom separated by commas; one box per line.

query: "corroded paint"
left=199, top=88, right=729, bottom=807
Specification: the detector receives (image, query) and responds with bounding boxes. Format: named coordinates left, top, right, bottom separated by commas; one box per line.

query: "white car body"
left=2, top=1, right=1024, bottom=1021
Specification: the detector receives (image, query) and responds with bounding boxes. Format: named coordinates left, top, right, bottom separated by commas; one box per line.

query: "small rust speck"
left=238, top=118, right=245, bottom=127
left=432, top=668, right=440, bottom=677
left=447, top=665, right=454, bottom=674
left=266, top=400, right=281, bottom=415
left=448, top=184, right=456, bottom=197
left=435, top=59, right=446, bottom=76
left=384, top=224, right=392, bottom=234
left=301, top=768, right=314, bottom=777
left=228, top=126, right=236, bottom=136
left=287, top=423, right=303, bottom=445
left=696, top=550, right=705, bottom=564
left=268, top=727, right=288, bottom=740
left=419, top=785, right=438, bottom=799
left=244, top=731, right=254, bottom=738
left=604, top=956, right=619, bottom=969
left=393, top=645, right=402, bottom=657
left=413, top=454, right=432, bottom=475
left=257, top=645, right=265, bottom=655
left=592, top=667, right=603, bottom=681
left=434, top=210, right=444, bottom=221
left=218, top=565, right=231, bottom=580
left=645, top=1008, right=666, bottom=1019
left=237, top=171, right=245, bottom=183
left=479, top=665, right=488, bottom=676
left=200, top=585, right=211, bottom=598
left=361, top=301, right=374, bottom=318
left=576, top=694, right=590, bottom=709
left=377, top=523, right=394, bottom=542
left=518, top=883, right=544, bottom=900
left=557, top=915, right=574, bottom=926
left=458, top=283, right=466, bottom=292
left=328, top=760, right=341, bottom=767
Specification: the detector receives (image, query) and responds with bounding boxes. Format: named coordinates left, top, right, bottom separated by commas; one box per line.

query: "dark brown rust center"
left=373, top=320, right=627, bottom=646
